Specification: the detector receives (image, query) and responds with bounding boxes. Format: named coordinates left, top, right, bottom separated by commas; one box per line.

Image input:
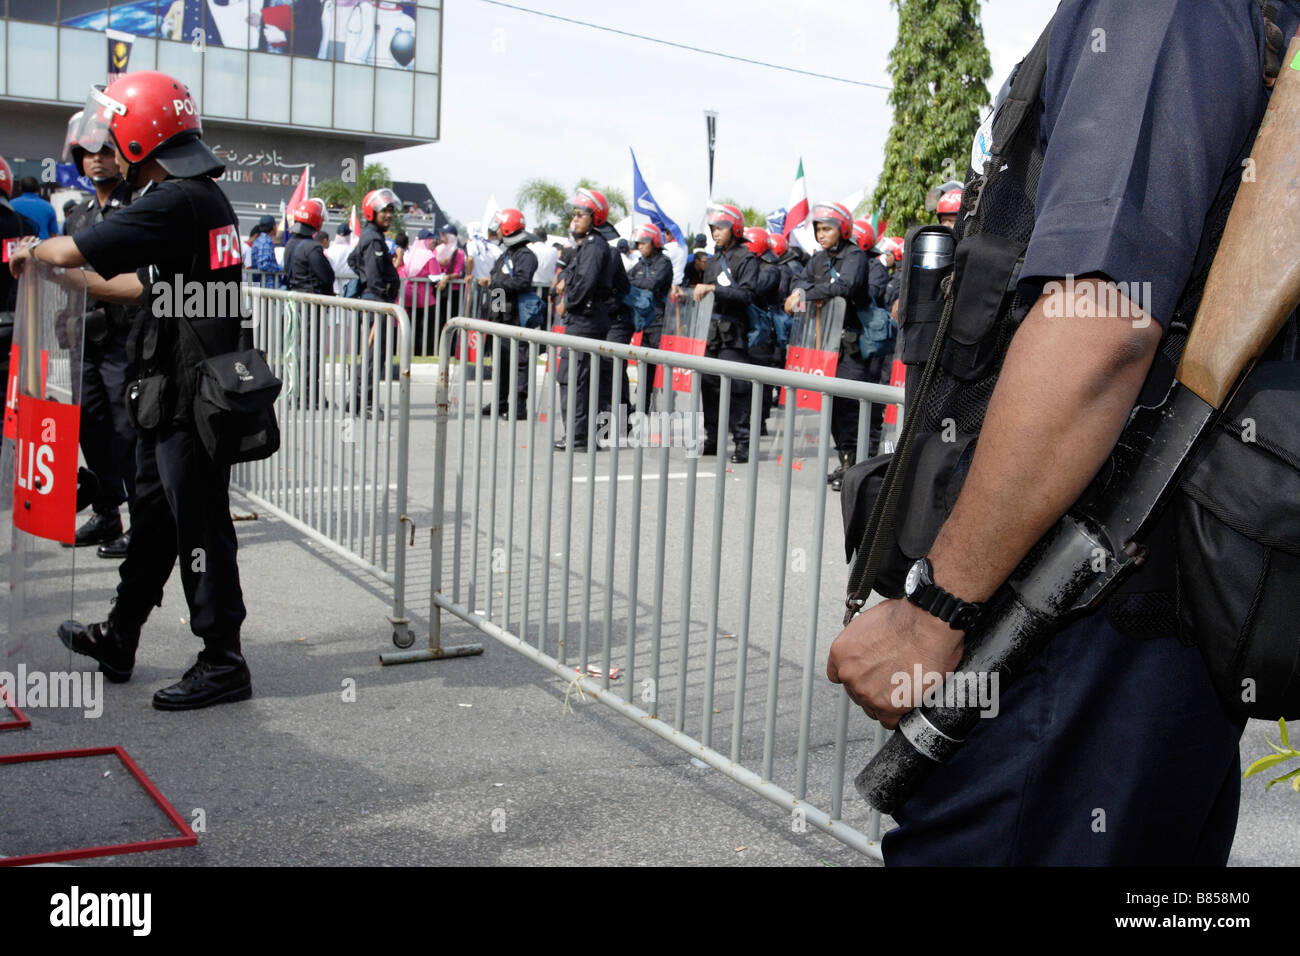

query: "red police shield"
left=12, top=394, right=81, bottom=544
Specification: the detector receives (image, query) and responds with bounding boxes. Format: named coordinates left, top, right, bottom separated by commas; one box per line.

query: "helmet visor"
left=74, top=86, right=123, bottom=157
left=370, top=188, right=400, bottom=213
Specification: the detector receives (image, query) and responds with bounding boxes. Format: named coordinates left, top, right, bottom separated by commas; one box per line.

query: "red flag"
left=282, top=164, right=310, bottom=238
left=782, top=158, right=809, bottom=238
left=350, top=204, right=360, bottom=238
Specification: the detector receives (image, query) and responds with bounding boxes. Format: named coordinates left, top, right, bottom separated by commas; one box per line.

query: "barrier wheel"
left=392, top=628, right=415, bottom=649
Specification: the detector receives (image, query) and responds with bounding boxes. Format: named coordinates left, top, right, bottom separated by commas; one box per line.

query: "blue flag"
left=55, top=163, right=94, bottom=194
left=630, top=148, right=685, bottom=246
left=766, top=208, right=787, bottom=235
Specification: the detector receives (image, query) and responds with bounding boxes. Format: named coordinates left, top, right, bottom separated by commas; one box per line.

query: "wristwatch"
left=904, top=557, right=984, bottom=631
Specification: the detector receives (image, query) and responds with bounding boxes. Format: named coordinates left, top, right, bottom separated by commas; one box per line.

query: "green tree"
left=315, top=162, right=394, bottom=214
left=871, top=0, right=992, bottom=233
left=517, top=177, right=630, bottom=224
left=719, top=199, right=767, bottom=229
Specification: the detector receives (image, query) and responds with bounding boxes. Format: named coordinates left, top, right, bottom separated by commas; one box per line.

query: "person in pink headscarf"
left=401, top=228, right=439, bottom=310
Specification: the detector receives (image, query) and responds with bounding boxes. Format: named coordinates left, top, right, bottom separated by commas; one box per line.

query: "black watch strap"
left=905, top=558, right=984, bottom=630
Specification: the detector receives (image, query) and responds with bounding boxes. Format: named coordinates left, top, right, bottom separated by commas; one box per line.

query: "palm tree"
left=315, top=162, right=394, bottom=213
left=516, top=178, right=569, bottom=223
left=720, top=199, right=767, bottom=229
left=518, top=177, right=630, bottom=224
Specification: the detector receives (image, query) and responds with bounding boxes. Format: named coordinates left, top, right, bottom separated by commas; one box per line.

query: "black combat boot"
left=58, top=614, right=140, bottom=683
left=70, top=511, right=123, bottom=548
left=152, top=644, right=252, bottom=711
left=831, top=449, right=856, bottom=492
left=97, top=528, right=131, bottom=560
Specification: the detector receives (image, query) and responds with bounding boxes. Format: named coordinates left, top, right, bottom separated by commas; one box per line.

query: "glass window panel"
left=107, top=1, right=165, bottom=37
left=156, top=38, right=204, bottom=111
left=413, top=71, right=438, bottom=139
left=7, top=23, right=57, bottom=99
left=375, top=2, right=415, bottom=70
left=10, top=0, right=60, bottom=23
left=333, top=60, right=374, bottom=131
left=122, top=35, right=158, bottom=72
left=60, top=0, right=111, bottom=30
left=247, top=52, right=291, bottom=124
left=324, top=0, right=376, bottom=64
left=414, top=7, right=438, bottom=73
left=417, top=0, right=441, bottom=8
left=0, top=21, right=6, bottom=97
left=374, top=67, right=412, bottom=136
left=291, top=54, right=332, bottom=127
left=202, top=45, right=247, bottom=118
left=58, top=27, right=106, bottom=103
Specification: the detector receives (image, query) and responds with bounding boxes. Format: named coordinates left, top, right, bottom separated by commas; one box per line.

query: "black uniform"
left=753, top=252, right=790, bottom=428
left=627, top=249, right=673, bottom=407
left=794, top=238, right=884, bottom=460
left=556, top=230, right=616, bottom=446
left=65, top=182, right=138, bottom=544
left=487, top=239, right=538, bottom=416
left=73, top=175, right=248, bottom=653
left=700, top=241, right=758, bottom=455
left=347, top=220, right=398, bottom=413
left=284, top=227, right=334, bottom=294
left=604, top=249, right=636, bottom=412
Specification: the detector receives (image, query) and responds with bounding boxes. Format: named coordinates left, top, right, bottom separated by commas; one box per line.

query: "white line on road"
left=570, top=472, right=718, bottom=484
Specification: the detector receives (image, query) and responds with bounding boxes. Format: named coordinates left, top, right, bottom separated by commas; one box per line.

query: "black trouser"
left=639, top=321, right=663, bottom=410
left=832, top=348, right=888, bottom=458
left=72, top=330, right=137, bottom=517
left=494, top=317, right=532, bottom=413
left=606, top=314, right=636, bottom=412
left=701, top=324, right=752, bottom=450
left=352, top=302, right=395, bottom=412
left=556, top=312, right=611, bottom=443
left=113, top=424, right=246, bottom=648
left=749, top=341, right=779, bottom=426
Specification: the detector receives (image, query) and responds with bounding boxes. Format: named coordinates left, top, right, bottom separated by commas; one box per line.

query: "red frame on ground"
left=0, top=746, right=198, bottom=865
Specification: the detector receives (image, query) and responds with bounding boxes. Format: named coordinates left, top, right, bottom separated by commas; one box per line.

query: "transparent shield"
left=773, top=296, right=844, bottom=468
left=0, top=261, right=87, bottom=677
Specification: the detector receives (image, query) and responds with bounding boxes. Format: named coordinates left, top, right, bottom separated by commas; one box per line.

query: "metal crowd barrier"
left=402, top=276, right=556, bottom=356
left=401, top=315, right=904, bottom=860
left=238, top=285, right=417, bottom=646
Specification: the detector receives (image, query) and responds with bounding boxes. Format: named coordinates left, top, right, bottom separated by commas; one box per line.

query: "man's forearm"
left=928, top=279, right=1164, bottom=603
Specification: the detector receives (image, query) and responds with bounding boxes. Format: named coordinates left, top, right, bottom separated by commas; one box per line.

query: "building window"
left=413, top=71, right=438, bottom=139
left=58, top=26, right=105, bottom=102
left=374, top=67, right=413, bottom=136
left=332, top=60, right=373, bottom=132
left=291, top=54, right=332, bottom=128
left=248, top=51, right=291, bottom=125
left=7, top=22, right=57, bottom=99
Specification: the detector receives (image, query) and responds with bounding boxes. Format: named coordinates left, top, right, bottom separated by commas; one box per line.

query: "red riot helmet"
left=742, top=227, right=769, bottom=257
left=570, top=188, right=610, bottom=226
left=851, top=218, right=876, bottom=252
left=0, top=155, right=12, bottom=199
left=632, top=222, right=664, bottom=249
left=926, top=180, right=964, bottom=213
left=71, top=71, right=223, bottom=181
left=491, top=207, right=527, bottom=240
left=936, top=189, right=963, bottom=216
left=811, top=201, right=852, bottom=239
left=363, top=188, right=401, bottom=222
left=293, top=197, right=326, bottom=231
left=766, top=231, right=788, bottom=257
left=705, top=202, right=744, bottom=235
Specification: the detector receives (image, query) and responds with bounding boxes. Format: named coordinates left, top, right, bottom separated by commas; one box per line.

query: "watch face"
left=905, top=561, right=922, bottom=597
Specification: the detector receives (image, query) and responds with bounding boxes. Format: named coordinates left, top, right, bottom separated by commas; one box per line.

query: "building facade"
left=0, top=1, right=440, bottom=207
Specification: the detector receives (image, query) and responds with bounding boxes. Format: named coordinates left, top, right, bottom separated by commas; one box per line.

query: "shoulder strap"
left=844, top=14, right=1055, bottom=623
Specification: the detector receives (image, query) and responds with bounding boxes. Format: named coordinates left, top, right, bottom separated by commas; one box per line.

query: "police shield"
left=0, top=261, right=88, bottom=678
left=772, top=295, right=844, bottom=469
left=657, top=292, right=710, bottom=395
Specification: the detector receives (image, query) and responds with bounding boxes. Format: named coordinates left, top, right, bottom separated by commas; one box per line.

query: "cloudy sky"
left=375, top=0, right=1056, bottom=229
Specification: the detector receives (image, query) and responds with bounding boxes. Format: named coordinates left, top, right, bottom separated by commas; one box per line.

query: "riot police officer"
left=627, top=222, right=673, bottom=409
left=696, top=203, right=758, bottom=462
left=785, top=201, right=879, bottom=489
left=284, top=197, right=334, bottom=294
left=744, top=227, right=788, bottom=435
left=10, top=70, right=253, bottom=710
left=484, top=207, right=537, bottom=419
left=62, top=112, right=138, bottom=559
left=348, top=187, right=401, bottom=417
left=553, top=188, right=617, bottom=451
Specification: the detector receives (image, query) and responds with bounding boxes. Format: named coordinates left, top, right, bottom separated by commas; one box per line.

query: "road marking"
left=570, top=471, right=718, bottom=484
